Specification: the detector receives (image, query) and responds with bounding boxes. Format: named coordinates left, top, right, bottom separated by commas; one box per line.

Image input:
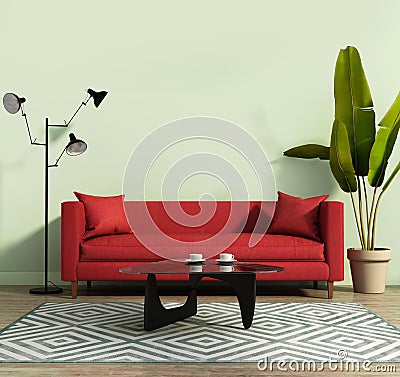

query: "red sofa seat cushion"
left=226, top=233, right=324, bottom=261
left=80, top=233, right=324, bottom=262
left=188, top=233, right=324, bottom=261
left=81, top=234, right=162, bottom=261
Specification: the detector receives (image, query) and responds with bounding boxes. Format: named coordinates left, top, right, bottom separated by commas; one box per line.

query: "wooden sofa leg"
left=87, top=281, right=92, bottom=288
left=327, top=281, right=333, bottom=299
left=72, top=281, right=78, bottom=299
left=313, top=281, right=318, bottom=289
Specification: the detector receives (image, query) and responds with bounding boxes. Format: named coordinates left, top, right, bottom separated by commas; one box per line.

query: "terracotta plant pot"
left=347, top=248, right=391, bottom=293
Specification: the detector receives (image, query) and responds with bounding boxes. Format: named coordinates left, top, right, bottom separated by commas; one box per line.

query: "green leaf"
left=354, top=107, right=375, bottom=174
left=368, top=92, right=400, bottom=187
left=382, top=161, right=400, bottom=192
left=334, top=46, right=376, bottom=176
left=329, top=120, right=357, bottom=192
left=283, top=144, right=330, bottom=160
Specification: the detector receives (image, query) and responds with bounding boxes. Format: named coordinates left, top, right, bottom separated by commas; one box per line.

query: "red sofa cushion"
left=81, top=234, right=163, bottom=261
left=80, top=233, right=324, bottom=262
left=267, top=192, right=328, bottom=241
left=225, top=233, right=324, bottom=261
left=74, top=192, right=132, bottom=240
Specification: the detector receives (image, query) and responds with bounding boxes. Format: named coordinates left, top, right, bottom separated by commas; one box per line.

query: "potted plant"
left=284, top=46, right=400, bottom=293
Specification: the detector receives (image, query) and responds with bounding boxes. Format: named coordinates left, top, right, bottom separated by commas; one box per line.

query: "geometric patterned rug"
left=1, top=302, right=400, bottom=363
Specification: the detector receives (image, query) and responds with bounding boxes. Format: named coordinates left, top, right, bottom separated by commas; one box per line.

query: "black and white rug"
left=1, top=302, right=400, bottom=363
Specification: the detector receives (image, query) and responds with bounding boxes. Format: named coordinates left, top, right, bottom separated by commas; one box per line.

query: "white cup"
left=220, top=265, right=233, bottom=272
left=190, top=265, right=203, bottom=273
left=219, top=253, right=234, bottom=261
left=189, top=253, right=203, bottom=261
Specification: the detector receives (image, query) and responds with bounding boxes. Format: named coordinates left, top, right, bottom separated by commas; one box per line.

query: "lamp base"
left=29, top=286, right=63, bottom=295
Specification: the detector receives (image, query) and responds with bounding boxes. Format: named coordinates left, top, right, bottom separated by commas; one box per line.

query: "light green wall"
left=0, top=0, right=399, bottom=285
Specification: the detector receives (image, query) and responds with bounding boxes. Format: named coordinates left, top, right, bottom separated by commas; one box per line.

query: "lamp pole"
left=30, top=118, right=65, bottom=294
left=45, top=118, right=50, bottom=293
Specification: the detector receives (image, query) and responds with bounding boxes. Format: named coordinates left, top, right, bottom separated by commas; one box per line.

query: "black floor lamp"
left=2, top=89, right=108, bottom=294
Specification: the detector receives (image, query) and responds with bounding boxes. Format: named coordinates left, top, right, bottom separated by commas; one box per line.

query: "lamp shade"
left=87, top=88, right=108, bottom=108
left=3, top=93, right=26, bottom=114
left=66, top=133, right=87, bottom=156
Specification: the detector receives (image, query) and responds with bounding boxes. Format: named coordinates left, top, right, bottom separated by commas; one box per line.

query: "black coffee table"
left=120, top=260, right=283, bottom=331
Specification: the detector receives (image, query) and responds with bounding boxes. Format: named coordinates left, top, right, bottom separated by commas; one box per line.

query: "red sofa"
left=61, top=201, right=344, bottom=298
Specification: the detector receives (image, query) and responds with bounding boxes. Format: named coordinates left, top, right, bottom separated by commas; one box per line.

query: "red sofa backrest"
left=123, top=201, right=275, bottom=236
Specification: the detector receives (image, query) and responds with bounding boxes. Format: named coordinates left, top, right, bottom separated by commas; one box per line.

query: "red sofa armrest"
left=61, top=201, right=85, bottom=282
left=319, top=201, right=344, bottom=281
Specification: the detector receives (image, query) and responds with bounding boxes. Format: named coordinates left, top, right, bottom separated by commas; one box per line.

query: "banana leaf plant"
left=284, top=46, right=400, bottom=250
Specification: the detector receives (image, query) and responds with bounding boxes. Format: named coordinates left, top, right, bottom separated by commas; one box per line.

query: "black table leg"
left=209, top=273, right=256, bottom=329
left=144, top=273, right=198, bottom=331
left=143, top=272, right=256, bottom=331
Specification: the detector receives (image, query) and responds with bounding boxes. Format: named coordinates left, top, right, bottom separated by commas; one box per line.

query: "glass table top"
left=119, top=260, right=284, bottom=275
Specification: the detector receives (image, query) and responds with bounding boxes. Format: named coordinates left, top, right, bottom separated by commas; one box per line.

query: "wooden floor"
left=0, top=283, right=399, bottom=376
